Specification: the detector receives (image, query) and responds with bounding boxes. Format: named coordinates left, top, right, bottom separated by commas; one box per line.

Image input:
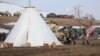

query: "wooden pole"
left=29, top=0, right=31, bottom=7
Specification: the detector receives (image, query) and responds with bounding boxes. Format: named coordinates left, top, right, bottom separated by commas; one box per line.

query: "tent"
left=4, top=7, right=62, bottom=47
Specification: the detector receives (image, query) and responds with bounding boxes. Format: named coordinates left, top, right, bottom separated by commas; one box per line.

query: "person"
left=80, top=28, right=89, bottom=45
left=2, top=32, right=6, bottom=41
left=63, top=26, right=71, bottom=45
left=63, top=31, right=71, bottom=45
left=68, top=26, right=76, bottom=45
left=63, top=26, right=76, bottom=45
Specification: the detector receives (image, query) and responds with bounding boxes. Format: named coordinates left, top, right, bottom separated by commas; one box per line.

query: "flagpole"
left=29, top=0, right=31, bottom=7
left=26, top=0, right=31, bottom=43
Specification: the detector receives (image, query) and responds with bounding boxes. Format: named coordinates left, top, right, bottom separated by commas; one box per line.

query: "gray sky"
left=1, top=0, right=100, bottom=20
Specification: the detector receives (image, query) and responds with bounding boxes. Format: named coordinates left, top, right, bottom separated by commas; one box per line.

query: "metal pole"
left=29, top=0, right=31, bottom=7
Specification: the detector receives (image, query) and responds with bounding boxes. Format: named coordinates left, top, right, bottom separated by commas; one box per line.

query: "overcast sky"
left=1, top=0, right=100, bottom=20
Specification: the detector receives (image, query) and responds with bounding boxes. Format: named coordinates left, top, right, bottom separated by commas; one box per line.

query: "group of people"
left=63, top=26, right=90, bottom=45
left=0, top=32, right=6, bottom=41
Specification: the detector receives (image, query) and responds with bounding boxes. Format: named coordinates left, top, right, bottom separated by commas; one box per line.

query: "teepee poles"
left=29, top=0, right=31, bottom=7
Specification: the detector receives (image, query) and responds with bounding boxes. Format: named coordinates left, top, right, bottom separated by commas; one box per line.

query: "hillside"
left=0, top=17, right=100, bottom=29
left=47, top=18, right=100, bottom=26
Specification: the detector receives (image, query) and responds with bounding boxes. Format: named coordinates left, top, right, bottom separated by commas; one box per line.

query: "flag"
left=86, top=26, right=95, bottom=38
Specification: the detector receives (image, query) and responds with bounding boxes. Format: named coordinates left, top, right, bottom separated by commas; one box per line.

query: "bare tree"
left=74, top=5, right=95, bottom=27
left=74, top=5, right=82, bottom=19
left=73, top=5, right=87, bottom=27
left=85, top=14, right=95, bottom=27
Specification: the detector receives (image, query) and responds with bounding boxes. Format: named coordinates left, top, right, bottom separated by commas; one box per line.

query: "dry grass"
left=0, top=17, right=100, bottom=29
left=47, top=18, right=100, bottom=26
left=0, top=39, right=100, bottom=56
left=0, top=16, right=18, bottom=24
left=0, top=17, right=100, bottom=27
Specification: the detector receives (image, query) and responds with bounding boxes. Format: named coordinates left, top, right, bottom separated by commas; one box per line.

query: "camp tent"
left=4, top=7, right=61, bottom=47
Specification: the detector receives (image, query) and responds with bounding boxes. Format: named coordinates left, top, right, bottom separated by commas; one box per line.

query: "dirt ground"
left=0, top=39, right=100, bottom=56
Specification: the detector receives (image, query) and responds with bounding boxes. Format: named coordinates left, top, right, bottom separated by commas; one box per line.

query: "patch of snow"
left=92, top=26, right=100, bottom=28
left=97, top=35, right=100, bottom=39
left=4, top=22, right=16, bottom=26
left=59, top=26, right=64, bottom=29
left=0, top=28, right=9, bottom=33
left=72, top=26, right=84, bottom=29
left=0, top=44, right=3, bottom=48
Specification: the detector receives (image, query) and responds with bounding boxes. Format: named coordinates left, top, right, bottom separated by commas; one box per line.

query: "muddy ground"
left=0, top=39, right=100, bottom=56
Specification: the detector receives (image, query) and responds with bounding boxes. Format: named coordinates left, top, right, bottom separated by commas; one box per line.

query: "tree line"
left=46, top=13, right=74, bottom=19
left=0, top=11, right=21, bottom=17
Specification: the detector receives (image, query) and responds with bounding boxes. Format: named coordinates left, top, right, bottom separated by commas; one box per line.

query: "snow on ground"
left=93, top=26, right=100, bottom=28
left=0, top=27, right=9, bottom=33
left=59, top=26, right=85, bottom=29
left=4, top=22, right=16, bottom=26
left=72, top=26, right=84, bottom=29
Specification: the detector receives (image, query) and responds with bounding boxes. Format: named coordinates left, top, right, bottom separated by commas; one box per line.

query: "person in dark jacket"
left=68, top=26, right=76, bottom=45
left=63, top=26, right=76, bottom=45
left=80, top=28, right=89, bottom=45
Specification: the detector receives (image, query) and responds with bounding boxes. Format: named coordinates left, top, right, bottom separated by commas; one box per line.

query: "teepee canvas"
left=4, top=7, right=61, bottom=47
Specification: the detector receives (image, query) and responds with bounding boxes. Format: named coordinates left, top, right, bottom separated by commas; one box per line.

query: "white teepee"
left=4, top=7, right=61, bottom=47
